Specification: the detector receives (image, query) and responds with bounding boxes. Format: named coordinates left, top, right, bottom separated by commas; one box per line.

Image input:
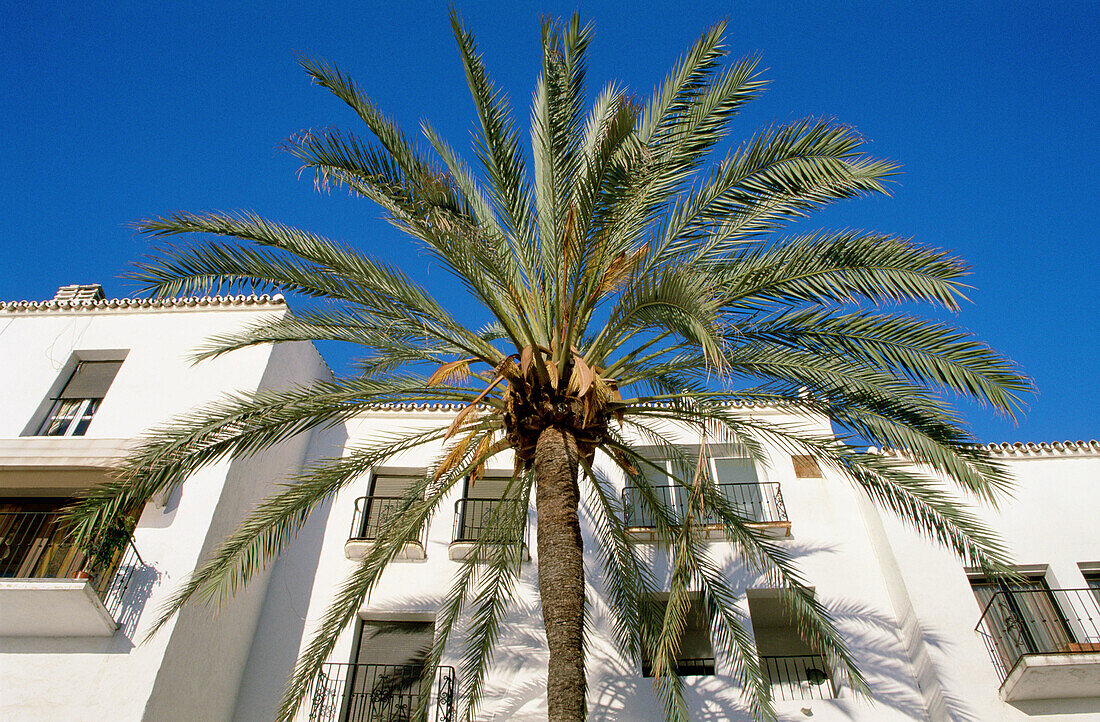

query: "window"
left=355, top=475, right=419, bottom=540
left=624, top=447, right=783, bottom=528
left=640, top=594, right=715, bottom=677
left=1082, top=566, right=1100, bottom=605
left=306, top=617, right=457, bottom=722
left=711, top=456, right=765, bottom=522
left=342, top=619, right=436, bottom=722
left=0, top=498, right=83, bottom=579
left=970, top=573, right=1083, bottom=673
left=748, top=588, right=836, bottom=700
left=35, top=360, right=123, bottom=436
left=0, top=496, right=135, bottom=586
left=791, top=455, right=823, bottom=478
left=453, top=476, right=523, bottom=544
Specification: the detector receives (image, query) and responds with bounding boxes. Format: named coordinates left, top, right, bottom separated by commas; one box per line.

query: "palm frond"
left=93, top=16, right=1033, bottom=722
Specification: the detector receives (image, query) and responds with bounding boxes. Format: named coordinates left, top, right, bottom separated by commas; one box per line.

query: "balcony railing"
left=349, top=496, right=428, bottom=548
left=451, top=498, right=528, bottom=546
left=622, top=482, right=787, bottom=528
left=761, top=654, right=837, bottom=700
left=976, top=587, right=1100, bottom=682
left=0, top=509, right=143, bottom=620
left=641, top=656, right=716, bottom=677
left=307, top=662, right=456, bottom=722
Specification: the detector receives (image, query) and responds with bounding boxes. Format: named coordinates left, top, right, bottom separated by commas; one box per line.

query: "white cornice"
left=875, top=440, right=1100, bottom=459
left=1, top=294, right=285, bottom=314
left=968, top=440, right=1100, bottom=458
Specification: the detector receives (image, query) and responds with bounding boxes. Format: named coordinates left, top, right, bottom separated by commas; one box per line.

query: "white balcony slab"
left=344, top=539, right=426, bottom=561
left=0, top=437, right=134, bottom=494
left=448, top=541, right=529, bottom=562
left=1001, top=650, right=1100, bottom=701
left=0, top=579, right=117, bottom=637
left=626, top=521, right=791, bottom=542
left=0, top=437, right=133, bottom=469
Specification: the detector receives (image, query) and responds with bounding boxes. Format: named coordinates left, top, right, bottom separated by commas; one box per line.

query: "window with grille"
left=624, top=447, right=776, bottom=527
left=35, top=360, right=123, bottom=436
left=748, top=588, right=837, bottom=700
left=640, top=594, right=715, bottom=677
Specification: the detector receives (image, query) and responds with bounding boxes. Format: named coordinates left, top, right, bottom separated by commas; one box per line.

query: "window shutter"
left=791, top=455, right=823, bottom=478
left=59, top=361, right=122, bottom=399
left=356, top=621, right=434, bottom=666
left=370, top=475, right=416, bottom=497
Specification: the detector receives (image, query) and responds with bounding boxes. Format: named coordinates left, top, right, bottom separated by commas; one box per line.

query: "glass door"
left=712, top=457, right=762, bottom=522
left=972, top=576, right=1075, bottom=669
left=346, top=621, right=435, bottom=722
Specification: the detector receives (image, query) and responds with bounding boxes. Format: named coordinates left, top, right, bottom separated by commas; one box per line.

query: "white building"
left=0, top=285, right=335, bottom=721
left=2, top=286, right=1098, bottom=721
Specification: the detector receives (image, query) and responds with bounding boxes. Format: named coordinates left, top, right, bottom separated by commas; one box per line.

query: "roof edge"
left=1, top=294, right=286, bottom=313
left=875, top=440, right=1100, bottom=459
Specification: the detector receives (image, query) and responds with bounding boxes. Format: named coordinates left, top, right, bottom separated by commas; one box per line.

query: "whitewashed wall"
left=243, top=406, right=931, bottom=722
left=871, top=446, right=1100, bottom=721
left=0, top=299, right=330, bottom=721
left=4, top=298, right=1095, bottom=721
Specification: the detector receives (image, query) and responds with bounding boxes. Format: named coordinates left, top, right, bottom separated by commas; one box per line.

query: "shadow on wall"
left=230, top=419, right=347, bottom=719
left=575, top=499, right=984, bottom=722
left=113, top=559, right=162, bottom=639
left=1010, top=698, right=1100, bottom=716
left=699, top=552, right=983, bottom=722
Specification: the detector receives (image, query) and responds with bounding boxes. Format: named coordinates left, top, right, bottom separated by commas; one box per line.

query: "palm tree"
left=67, top=13, right=1029, bottom=722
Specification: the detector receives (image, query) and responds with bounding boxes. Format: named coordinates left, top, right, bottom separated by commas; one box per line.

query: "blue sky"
left=1, top=2, right=1096, bottom=444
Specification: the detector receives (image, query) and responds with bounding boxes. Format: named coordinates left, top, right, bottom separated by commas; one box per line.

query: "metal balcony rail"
left=349, top=496, right=428, bottom=547
left=761, top=655, right=837, bottom=700
left=35, top=397, right=102, bottom=436
left=975, top=587, right=1100, bottom=682
left=452, top=498, right=528, bottom=546
left=307, top=662, right=456, bottom=722
left=0, top=510, right=143, bottom=620
left=641, top=656, right=716, bottom=677
left=622, top=482, right=787, bottom=528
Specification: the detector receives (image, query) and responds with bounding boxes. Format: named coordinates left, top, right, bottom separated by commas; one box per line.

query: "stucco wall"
left=872, top=450, right=1100, bottom=721
left=244, top=407, right=930, bottom=722
left=0, top=302, right=328, bottom=721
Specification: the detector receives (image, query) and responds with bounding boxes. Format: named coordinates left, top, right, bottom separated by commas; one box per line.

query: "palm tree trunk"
left=534, top=426, right=585, bottom=722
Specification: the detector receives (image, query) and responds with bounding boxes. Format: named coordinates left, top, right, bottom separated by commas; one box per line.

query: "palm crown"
left=67, top=13, right=1029, bottom=722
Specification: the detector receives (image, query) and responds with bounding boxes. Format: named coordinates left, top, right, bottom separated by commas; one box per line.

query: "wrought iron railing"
left=0, top=509, right=143, bottom=620
left=622, top=482, right=787, bottom=528
left=307, top=662, right=456, bottom=722
left=641, top=656, right=716, bottom=677
left=349, top=496, right=428, bottom=547
left=975, top=587, right=1100, bottom=682
left=451, top=498, right=528, bottom=546
left=761, top=654, right=837, bottom=700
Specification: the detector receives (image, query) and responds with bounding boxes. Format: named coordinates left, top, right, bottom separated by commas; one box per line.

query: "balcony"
left=622, top=481, right=790, bottom=541
left=449, top=498, right=529, bottom=561
left=761, top=654, right=837, bottom=701
left=0, top=509, right=144, bottom=636
left=306, top=662, right=456, bottom=722
left=344, top=496, right=427, bottom=562
left=975, top=587, right=1100, bottom=701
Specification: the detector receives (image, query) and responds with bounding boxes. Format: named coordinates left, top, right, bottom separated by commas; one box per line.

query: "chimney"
left=53, top=284, right=106, bottom=302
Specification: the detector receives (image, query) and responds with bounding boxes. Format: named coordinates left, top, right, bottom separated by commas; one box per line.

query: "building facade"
left=0, top=286, right=335, bottom=720
left=1, top=287, right=1098, bottom=721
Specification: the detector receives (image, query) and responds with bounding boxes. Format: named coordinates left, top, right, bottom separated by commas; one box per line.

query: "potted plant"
left=73, top=514, right=134, bottom=586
